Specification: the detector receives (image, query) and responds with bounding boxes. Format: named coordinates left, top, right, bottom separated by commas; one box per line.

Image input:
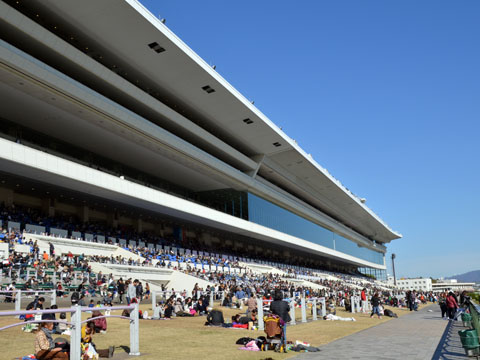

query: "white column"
left=312, top=299, right=318, bottom=321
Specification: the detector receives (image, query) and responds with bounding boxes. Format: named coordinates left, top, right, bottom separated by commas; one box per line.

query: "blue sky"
left=139, top=0, right=480, bottom=279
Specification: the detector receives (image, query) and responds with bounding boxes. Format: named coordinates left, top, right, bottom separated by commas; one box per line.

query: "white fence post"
left=15, top=290, right=21, bottom=312
left=221, top=291, right=225, bottom=304
left=301, top=296, right=307, bottom=323
left=70, top=305, right=82, bottom=360
left=257, top=298, right=264, bottom=330
left=130, top=303, right=140, bottom=355
left=50, top=290, right=56, bottom=306
left=312, top=299, right=318, bottom=321
left=209, top=291, right=214, bottom=307
left=320, top=297, right=326, bottom=317
left=351, top=295, right=355, bottom=313
left=289, top=299, right=296, bottom=325
left=152, top=291, right=156, bottom=310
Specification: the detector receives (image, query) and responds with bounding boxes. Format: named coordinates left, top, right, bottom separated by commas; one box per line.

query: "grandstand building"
left=0, top=0, right=400, bottom=280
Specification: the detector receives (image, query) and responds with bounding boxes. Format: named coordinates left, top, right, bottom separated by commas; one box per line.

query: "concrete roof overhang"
left=4, top=0, right=401, bottom=243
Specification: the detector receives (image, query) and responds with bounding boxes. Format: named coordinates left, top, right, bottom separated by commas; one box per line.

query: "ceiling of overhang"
left=0, top=66, right=231, bottom=192
left=8, top=0, right=400, bottom=242
left=262, top=150, right=393, bottom=242
left=21, top=0, right=293, bottom=158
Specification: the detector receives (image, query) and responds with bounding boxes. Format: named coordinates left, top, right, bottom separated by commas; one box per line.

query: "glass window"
left=247, top=193, right=385, bottom=265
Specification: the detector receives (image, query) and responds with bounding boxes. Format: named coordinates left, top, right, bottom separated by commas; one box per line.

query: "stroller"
left=261, top=313, right=286, bottom=353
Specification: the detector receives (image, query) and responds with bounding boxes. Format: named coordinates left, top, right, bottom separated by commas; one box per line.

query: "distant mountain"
left=446, top=270, right=480, bottom=283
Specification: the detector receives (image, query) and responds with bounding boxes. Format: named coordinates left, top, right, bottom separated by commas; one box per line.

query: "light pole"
left=391, top=253, right=397, bottom=286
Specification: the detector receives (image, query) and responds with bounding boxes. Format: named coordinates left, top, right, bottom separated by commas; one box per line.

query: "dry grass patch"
left=0, top=302, right=428, bottom=360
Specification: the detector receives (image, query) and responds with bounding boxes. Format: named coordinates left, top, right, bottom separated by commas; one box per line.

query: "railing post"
left=52, top=271, right=56, bottom=285
left=50, top=290, right=56, bottom=306
left=301, top=296, right=307, bottom=323
left=289, top=299, right=296, bottom=325
left=70, top=305, right=82, bottom=360
left=130, top=303, right=140, bottom=355
left=221, top=291, right=225, bottom=304
left=209, top=290, right=214, bottom=307
left=351, top=295, right=355, bottom=313
left=257, top=298, right=264, bottom=330
left=312, top=298, right=318, bottom=321
left=320, top=297, right=326, bottom=317
left=15, top=290, right=21, bottom=312
left=151, top=291, right=156, bottom=310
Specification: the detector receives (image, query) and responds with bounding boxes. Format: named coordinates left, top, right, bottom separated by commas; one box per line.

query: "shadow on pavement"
left=432, top=320, right=467, bottom=360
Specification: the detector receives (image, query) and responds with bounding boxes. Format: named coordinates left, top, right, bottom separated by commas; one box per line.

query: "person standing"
left=127, top=279, right=138, bottom=305
left=117, top=278, right=125, bottom=304
left=446, top=292, right=458, bottom=320
left=361, top=288, right=367, bottom=313
left=439, top=292, right=448, bottom=319
left=370, top=292, right=382, bottom=319
left=270, top=290, right=291, bottom=350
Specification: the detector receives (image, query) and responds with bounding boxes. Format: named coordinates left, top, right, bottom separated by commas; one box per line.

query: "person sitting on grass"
left=91, top=310, right=107, bottom=333
left=35, top=321, right=68, bottom=360
left=195, top=297, right=208, bottom=315
left=81, top=321, right=114, bottom=358
left=327, top=296, right=336, bottom=315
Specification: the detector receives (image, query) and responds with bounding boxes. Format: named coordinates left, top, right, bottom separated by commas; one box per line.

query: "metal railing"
left=0, top=304, right=140, bottom=360
left=468, top=298, right=480, bottom=335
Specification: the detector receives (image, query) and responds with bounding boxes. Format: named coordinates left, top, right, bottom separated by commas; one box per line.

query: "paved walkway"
left=294, top=305, right=464, bottom=360
left=432, top=317, right=468, bottom=360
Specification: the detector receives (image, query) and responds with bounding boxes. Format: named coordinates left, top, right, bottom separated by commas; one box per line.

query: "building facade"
left=397, top=278, right=433, bottom=292
left=0, top=0, right=401, bottom=279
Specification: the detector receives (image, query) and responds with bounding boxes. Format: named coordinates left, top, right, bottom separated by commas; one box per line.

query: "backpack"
left=207, top=310, right=224, bottom=325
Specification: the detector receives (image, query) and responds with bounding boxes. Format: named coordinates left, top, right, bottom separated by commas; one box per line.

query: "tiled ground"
left=294, top=305, right=468, bottom=360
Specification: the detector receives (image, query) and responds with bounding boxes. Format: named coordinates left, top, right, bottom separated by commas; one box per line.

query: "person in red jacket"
left=361, top=288, right=367, bottom=313
left=446, top=292, right=458, bottom=320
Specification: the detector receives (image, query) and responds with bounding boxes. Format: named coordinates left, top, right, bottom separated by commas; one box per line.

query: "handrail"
left=468, top=299, right=480, bottom=335
left=0, top=304, right=139, bottom=359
